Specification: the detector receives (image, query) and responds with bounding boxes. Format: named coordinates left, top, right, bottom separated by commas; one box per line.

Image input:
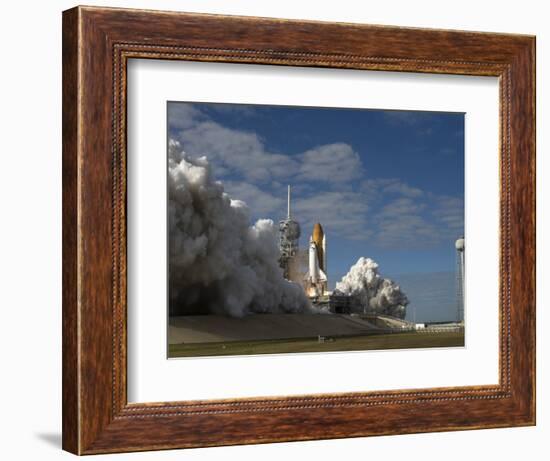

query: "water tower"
left=455, top=237, right=465, bottom=323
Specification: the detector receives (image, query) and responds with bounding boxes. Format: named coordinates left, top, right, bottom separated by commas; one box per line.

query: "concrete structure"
left=169, top=314, right=381, bottom=344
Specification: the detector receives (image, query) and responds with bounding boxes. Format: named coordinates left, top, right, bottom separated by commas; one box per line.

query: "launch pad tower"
left=279, top=186, right=301, bottom=280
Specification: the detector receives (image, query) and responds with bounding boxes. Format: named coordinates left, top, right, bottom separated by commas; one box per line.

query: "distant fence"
left=421, top=325, right=464, bottom=334
left=374, top=325, right=464, bottom=335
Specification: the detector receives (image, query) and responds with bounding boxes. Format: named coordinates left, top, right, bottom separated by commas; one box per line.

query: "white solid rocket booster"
left=308, top=239, right=322, bottom=283
left=305, top=223, right=327, bottom=296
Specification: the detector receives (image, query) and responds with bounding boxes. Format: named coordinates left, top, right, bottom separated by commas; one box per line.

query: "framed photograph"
left=62, top=6, right=535, bottom=455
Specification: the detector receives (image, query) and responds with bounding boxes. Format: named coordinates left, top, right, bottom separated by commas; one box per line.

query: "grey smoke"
left=334, top=257, right=408, bottom=318
left=168, top=140, right=311, bottom=317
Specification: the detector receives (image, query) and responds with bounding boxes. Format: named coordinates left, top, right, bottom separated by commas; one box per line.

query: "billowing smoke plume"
left=168, top=140, right=310, bottom=317
left=334, top=257, right=408, bottom=318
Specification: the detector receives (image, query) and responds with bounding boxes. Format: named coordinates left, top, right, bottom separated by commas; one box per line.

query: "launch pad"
left=170, top=313, right=381, bottom=344
left=168, top=313, right=464, bottom=358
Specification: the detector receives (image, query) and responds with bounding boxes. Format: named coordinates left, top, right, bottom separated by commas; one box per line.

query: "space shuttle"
left=304, top=223, right=327, bottom=297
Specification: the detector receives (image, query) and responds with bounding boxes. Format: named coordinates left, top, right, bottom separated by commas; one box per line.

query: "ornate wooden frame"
left=62, top=5, right=536, bottom=455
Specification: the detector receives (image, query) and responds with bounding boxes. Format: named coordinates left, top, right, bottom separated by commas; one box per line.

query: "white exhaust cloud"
left=168, top=140, right=311, bottom=317
left=334, top=257, right=408, bottom=318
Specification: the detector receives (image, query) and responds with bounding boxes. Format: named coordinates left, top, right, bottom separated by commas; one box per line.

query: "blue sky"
left=167, top=101, right=464, bottom=287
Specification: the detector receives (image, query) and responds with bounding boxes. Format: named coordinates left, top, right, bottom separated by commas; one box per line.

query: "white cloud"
left=171, top=107, right=363, bottom=187
left=297, top=143, right=364, bottom=183
left=372, top=195, right=463, bottom=249
left=167, top=103, right=205, bottom=130
left=383, top=181, right=424, bottom=198
left=378, top=197, right=426, bottom=217
left=432, top=195, right=464, bottom=234
left=293, top=190, right=371, bottom=241
left=176, top=120, right=299, bottom=182
left=223, top=181, right=285, bottom=217
left=362, top=178, right=424, bottom=199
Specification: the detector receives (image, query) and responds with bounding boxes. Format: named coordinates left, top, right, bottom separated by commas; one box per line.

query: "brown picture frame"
left=62, top=5, right=536, bottom=455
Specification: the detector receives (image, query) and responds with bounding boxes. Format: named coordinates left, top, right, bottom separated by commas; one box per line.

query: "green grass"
left=169, top=330, right=464, bottom=358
